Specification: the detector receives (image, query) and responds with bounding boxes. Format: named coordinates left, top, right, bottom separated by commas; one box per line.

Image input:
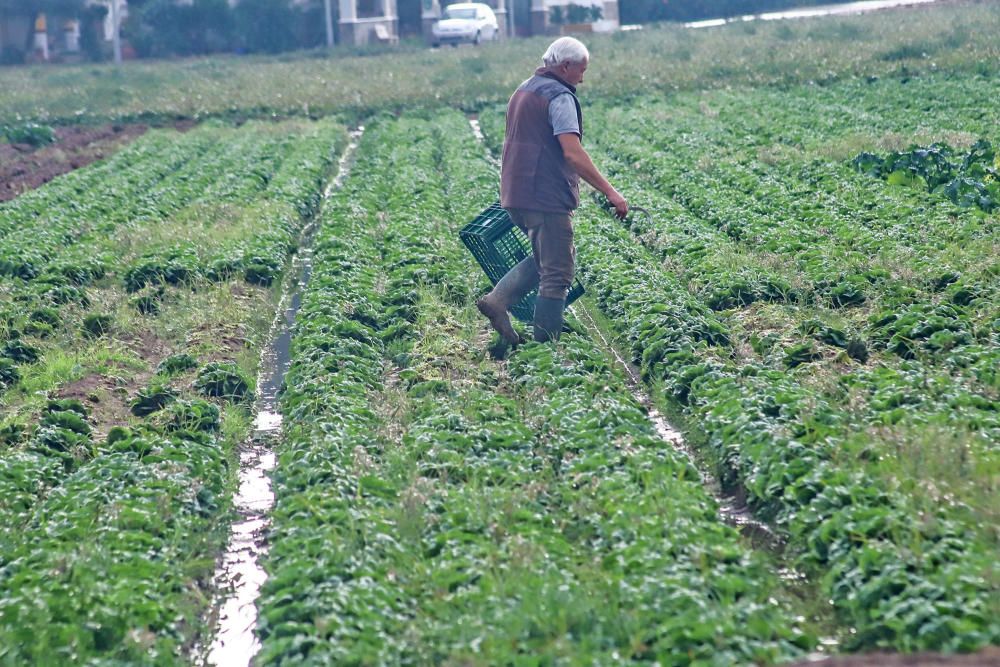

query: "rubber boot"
left=532, top=296, right=565, bottom=343
left=477, top=257, right=539, bottom=345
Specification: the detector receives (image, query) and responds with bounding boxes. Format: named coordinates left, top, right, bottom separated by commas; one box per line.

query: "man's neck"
left=535, top=66, right=577, bottom=94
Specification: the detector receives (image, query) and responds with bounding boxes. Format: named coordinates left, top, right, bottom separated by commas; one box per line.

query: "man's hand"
left=558, top=133, right=628, bottom=219
left=607, top=188, right=629, bottom=219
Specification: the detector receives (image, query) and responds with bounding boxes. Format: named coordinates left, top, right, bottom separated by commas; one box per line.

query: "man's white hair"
left=542, top=37, right=589, bottom=67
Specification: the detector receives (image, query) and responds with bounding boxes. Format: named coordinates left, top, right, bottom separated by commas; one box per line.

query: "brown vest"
left=500, top=68, right=583, bottom=214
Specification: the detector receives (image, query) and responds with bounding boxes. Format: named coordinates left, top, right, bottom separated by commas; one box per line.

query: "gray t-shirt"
left=549, top=93, right=580, bottom=136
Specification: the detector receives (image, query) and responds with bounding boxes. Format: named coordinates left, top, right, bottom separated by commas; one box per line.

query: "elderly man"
left=477, top=36, right=628, bottom=344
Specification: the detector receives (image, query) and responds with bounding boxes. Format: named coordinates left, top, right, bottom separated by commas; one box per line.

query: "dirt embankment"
left=0, top=123, right=148, bottom=202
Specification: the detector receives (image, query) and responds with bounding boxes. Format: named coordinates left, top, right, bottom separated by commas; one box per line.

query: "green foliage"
left=123, top=246, right=200, bottom=292
left=0, top=358, right=20, bottom=389
left=126, top=0, right=235, bottom=58
left=620, top=0, right=828, bottom=24
left=232, top=0, right=298, bottom=54
left=853, top=139, right=998, bottom=212
left=79, top=3, right=108, bottom=62
left=2, top=339, right=40, bottom=364
left=2, top=123, right=54, bottom=147
left=0, top=421, right=25, bottom=447
left=81, top=313, right=113, bottom=338
left=194, top=361, right=253, bottom=402
left=130, top=287, right=165, bottom=315
left=156, top=398, right=221, bottom=433
left=156, top=352, right=199, bottom=376
left=129, top=383, right=178, bottom=416
left=0, top=32, right=997, bottom=663
left=28, top=307, right=61, bottom=328
left=553, top=2, right=601, bottom=24
left=558, top=88, right=1000, bottom=651
left=783, top=342, right=823, bottom=368
left=258, top=115, right=814, bottom=664
left=0, top=115, right=348, bottom=667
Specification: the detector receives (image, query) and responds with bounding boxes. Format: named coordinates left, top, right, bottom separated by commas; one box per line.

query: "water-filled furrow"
left=199, top=126, right=366, bottom=667
left=570, top=300, right=784, bottom=550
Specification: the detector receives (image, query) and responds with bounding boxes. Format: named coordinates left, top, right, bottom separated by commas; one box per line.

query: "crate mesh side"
left=461, top=202, right=585, bottom=324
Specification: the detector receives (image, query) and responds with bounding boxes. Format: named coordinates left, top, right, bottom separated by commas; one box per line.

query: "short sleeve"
left=548, top=94, right=580, bottom=137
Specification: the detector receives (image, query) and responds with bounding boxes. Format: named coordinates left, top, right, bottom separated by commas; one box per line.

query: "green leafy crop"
left=853, top=139, right=998, bottom=212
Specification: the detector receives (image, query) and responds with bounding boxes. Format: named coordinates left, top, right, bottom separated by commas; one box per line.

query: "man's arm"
left=558, top=133, right=628, bottom=219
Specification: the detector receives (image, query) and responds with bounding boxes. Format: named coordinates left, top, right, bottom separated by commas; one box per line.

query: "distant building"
left=338, top=0, right=399, bottom=45
left=94, top=0, right=127, bottom=41
left=0, top=1, right=125, bottom=63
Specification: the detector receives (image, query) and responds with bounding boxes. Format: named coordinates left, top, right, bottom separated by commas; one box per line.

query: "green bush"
left=0, top=358, right=19, bottom=390
left=2, top=123, right=55, bottom=147
left=130, top=384, right=179, bottom=417
left=157, top=353, right=199, bottom=376
left=82, top=313, right=114, bottom=338
left=158, top=399, right=221, bottom=433
left=194, top=362, right=253, bottom=402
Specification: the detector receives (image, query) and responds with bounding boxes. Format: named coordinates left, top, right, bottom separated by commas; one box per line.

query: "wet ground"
left=570, top=299, right=785, bottom=551
left=685, top=0, right=944, bottom=28
left=0, top=123, right=148, bottom=202
left=202, top=127, right=365, bottom=667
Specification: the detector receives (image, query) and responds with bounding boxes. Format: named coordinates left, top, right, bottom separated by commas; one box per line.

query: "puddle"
left=570, top=301, right=784, bottom=551
left=468, top=117, right=500, bottom=168
left=686, top=0, right=942, bottom=28
left=200, top=126, right=365, bottom=667
left=468, top=117, right=486, bottom=144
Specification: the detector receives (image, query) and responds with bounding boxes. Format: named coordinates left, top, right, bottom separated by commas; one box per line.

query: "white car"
left=432, top=3, right=499, bottom=47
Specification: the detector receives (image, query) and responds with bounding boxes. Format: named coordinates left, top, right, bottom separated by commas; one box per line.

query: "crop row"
left=0, top=129, right=203, bottom=242
left=0, top=128, right=219, bottom=279
left=0, top=120, right=338, bottom=286
left=699, top=75, right=1000, bottom=153
left=574, top=97, right=1000, bottom=437
left=121, top=119, right=346, bottom=293
left=566, top=202, right=998, bottom=651
left=574, top=109, right=999, bottom=401
left=475, top=91, right=998, bottom=651
left=0, top=366, right=249, bottom=662
left=480, top=90, right=999, bottom=436
left=0, top=119, right=347, bottom=403
left=585, top=99, right=996, bottom=320
left=257, top=112, right=813, bottom=664
left=0, top=120, right=348, bottom=663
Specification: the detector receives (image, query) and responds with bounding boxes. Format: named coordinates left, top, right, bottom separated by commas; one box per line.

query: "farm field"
left=1, top=1, right=999, bottom=665
left=477, top=72, right=1000, bottom=654
left=0, top=2, right=998, bottom=126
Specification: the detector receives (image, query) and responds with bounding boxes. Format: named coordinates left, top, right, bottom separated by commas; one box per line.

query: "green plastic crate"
left=459, top=202, right=585, bottom=323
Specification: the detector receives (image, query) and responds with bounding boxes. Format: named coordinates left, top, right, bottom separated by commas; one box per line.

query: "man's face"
left=559, top=58, right=588, bottom=86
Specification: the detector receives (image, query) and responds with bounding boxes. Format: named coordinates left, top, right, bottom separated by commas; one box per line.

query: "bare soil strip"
left=0, top=124, right=149, bottom=202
